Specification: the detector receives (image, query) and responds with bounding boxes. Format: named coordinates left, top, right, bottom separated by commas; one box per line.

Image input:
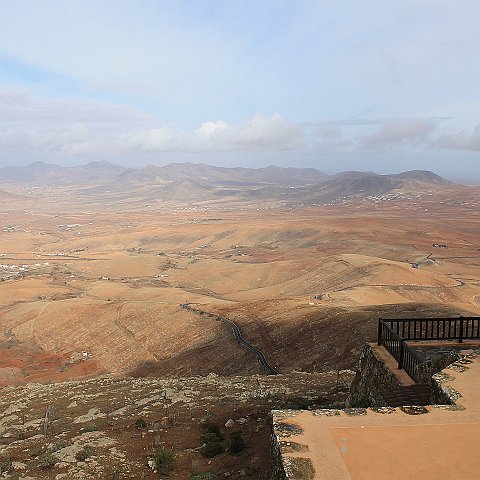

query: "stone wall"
left=431, top=372, right=458, bottom=405
left=270, top=410, right=316, bottom=480
left=271, top=429, right=287, bottom=480
left=413, top=351, right=459, bottom=385
left=347, top=343, right=402, bottom=406
left=348, top=343, right=461, bottom=407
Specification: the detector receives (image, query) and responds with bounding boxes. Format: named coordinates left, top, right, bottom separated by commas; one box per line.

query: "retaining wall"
left=347, top=343, right=402, bottom=406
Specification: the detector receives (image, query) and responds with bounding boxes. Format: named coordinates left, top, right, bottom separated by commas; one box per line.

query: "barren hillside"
left=0, top=371, right=351, bottom=479
left=0, top=171, right=478, bottom=384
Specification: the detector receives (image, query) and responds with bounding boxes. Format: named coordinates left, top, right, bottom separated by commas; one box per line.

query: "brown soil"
left=0, top=185, right=478, bottom=384
left=0, top=371, right=351, bottom=479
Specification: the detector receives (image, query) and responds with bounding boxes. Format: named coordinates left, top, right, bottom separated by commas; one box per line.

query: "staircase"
left=381, top=384, right=431, bottom=407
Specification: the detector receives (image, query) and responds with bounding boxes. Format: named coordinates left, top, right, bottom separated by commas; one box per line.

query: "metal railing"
left=380, top=317, right=480, bottom=343
left=377, top=317, right=480, bottom=380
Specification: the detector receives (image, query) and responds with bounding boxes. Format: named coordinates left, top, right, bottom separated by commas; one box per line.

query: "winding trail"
left=114, top=303, right=159, bottom=362
left=180, top=303, right=278, bottom=375
left=29, top=302, right=49, bottom=341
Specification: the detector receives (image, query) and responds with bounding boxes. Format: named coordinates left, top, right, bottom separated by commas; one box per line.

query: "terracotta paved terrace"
left=273, top=346, right=480, bottom=480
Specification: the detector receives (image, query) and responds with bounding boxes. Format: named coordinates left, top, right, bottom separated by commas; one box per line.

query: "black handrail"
left=377, top=316, right=480, bottom=380
left=380, top=316, right=480, bottom=343
left=377, top=320, right=422, bottom=379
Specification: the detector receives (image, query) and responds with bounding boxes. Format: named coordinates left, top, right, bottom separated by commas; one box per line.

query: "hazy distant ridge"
left=0, top=161, right=455, bottom=204
left=0, top=161, right=129, bottom=185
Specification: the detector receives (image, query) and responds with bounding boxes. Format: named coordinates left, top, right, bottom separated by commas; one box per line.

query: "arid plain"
left=1, top=164, right=480, bottom=478
left=1, top=165, right=479, bottom=386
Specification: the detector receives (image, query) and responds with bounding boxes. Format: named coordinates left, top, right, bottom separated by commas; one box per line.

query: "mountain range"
left=0, top=160, right=455, bottom=204
left=0, top=160, right=129, bottom=185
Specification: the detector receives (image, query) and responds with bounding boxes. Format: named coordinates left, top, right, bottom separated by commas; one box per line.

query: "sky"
left=0, top=0, right=479, bottom=178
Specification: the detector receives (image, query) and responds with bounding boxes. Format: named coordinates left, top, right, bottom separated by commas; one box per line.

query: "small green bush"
left=75, top=445, right=94, bottom=462
left=203, top=421, right=223, bottom=441
left=200, top=422, right=225, bottom=458
left=135, top=417, right=147, bottom=429
left=200, top=439, right=224, bottom=458
left=153, top=447, right=177, bottom=474
left=200, top=432, right=221, bottom=445
left=39, top=452, right=57, bottom=469
left=82, top=423, right=97, bottom=432
left=228, top=431, right=245, bottom=455
left=112, top=467, right=122, bottom=479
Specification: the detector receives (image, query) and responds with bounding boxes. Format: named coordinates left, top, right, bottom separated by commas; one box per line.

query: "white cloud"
left=0, top=89, right=303, bottom=157
left=116, top=114, right=303, bottom=153
left=361, top=119, right=436, bottom=148
left=196, top=121, right=230, bottom=137
left=0, top=89, right=154, bottom=157
left=435, top=125, right=480, bottom=151
left=1, top=87, right=478, bottom=174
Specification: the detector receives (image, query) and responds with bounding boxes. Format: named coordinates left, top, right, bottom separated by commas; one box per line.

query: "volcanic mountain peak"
left=321, top=171, right=403, bottom=193
left=394, top=169, right=452, bottom=184
left=289, top=169, right=457, bottom=205
left=0, top=161, right=62, bottom=183
left=83, top=160, right=125, bottom=170
left=156, top=162, right=330, bottom=186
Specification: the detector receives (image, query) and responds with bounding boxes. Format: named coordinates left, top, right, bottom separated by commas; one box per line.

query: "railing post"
left=459, top=316, right=464, bottom=343
left=398, top=341, right=404, bottom=370
left=377, top=318, right=383, bottom=345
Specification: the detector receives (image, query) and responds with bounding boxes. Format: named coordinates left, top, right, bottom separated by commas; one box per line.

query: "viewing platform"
left=272, top=317, right=480, bottom=480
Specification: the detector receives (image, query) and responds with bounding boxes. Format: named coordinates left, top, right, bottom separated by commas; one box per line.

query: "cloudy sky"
left=0, top=1, right=479, bottom=178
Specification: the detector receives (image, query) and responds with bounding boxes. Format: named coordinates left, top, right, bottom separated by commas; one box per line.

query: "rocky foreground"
left=0, top=371, right=353, bottom=479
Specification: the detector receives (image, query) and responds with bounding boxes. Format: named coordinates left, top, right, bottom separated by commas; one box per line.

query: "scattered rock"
left=275, top=422, right=303, bottom=437
left=280, top=441, right=309, bottom=453
left=371, top=406, right=396, bottom=414
left=431, top=404, right=465, bottom=411
left=344, top=407, right=367, bottom=416
left=448, top=363, right=469, bottom=373
left=400, top=406, right=429, bottom=415
left=73, top=408, right=105, bottom=424
left=312, top=409, right=340, bottom=417
left=440, top=385, right=462, bottom=401
left=283, top=457, right=315, bottom=480
left=432, top=372, right=455, bottom=384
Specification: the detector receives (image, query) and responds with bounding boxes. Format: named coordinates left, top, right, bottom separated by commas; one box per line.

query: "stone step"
left=381, top=384, right=431, bottom=407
